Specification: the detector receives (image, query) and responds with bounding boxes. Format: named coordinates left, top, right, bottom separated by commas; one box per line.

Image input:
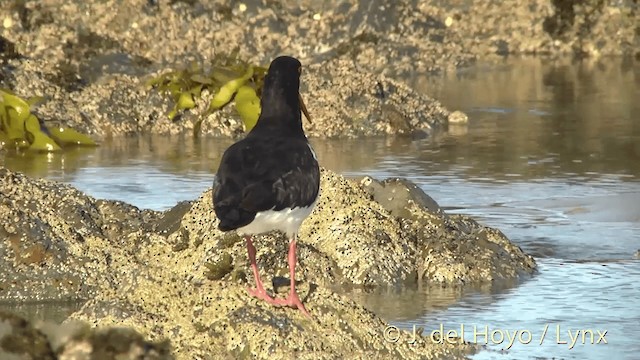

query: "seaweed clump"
left=147, top=53, right=266, bottom=136
left=0, top=89, right=97, bottom=152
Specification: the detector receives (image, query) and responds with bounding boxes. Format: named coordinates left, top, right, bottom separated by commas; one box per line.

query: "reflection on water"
left=1, top=136, right=233, bottom=210
left=1, top=58, right=639, bottom=359
left=0, top=301, right=84, bottom=324
left=419, top=259, right=640, bottom=360
left=337, top=278, right=521, bottom=322
left=413, top=57, right=640, bottom=180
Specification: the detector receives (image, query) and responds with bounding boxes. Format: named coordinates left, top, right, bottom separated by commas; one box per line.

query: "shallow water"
left=2, top=58, right=639, bottom=359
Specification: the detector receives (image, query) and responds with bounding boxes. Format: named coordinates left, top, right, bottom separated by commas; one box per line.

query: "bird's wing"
left=269, top=143, right=320, bottom=211
left=213, top=137, right=319, bottom=230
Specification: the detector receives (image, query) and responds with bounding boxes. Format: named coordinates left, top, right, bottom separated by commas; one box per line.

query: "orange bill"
left=299, top=93, right=312, bottom=123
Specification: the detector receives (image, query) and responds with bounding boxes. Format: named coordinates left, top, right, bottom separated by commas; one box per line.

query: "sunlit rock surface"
left=1, top=0, right=635, bottom=140
left=0, top=166, right=535, bottom=358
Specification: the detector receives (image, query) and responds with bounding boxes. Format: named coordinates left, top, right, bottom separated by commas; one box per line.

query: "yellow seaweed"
left=27, top=96, right=45, bottom=107
left=168, top=90, right=198, bottom=121
left=0, top=103, right=11, bottom=137
left=24, top=115, right=61, bottom=152
left=207, top=65, right=254, bottom=112
left=190, top=85, right=203, bottom=98
left=178, top=92, right=196, bottom=110
left=211, top=65, right=244, bottom=84
left=5, top=108, right=26, bottom=139
left=147, top=55, right=272, bottom=136
left=1, top=89, right=95, bottom=152
left=0, top=130, right=8, bottom=147
left=1, top=90, right=31, bottom=122
left=49, top=126, right=97, bottom=146
left=234, top=85, right=261, bottom=131
left=190, top=74, right=213, bottom=85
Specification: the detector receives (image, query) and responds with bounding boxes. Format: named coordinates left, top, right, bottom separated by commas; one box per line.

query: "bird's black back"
left=213, top=133, right=320, bottom=231
left=212, top=56, right=319, bottom=232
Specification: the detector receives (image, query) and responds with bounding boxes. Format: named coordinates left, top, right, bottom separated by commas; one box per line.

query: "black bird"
left=213, top=56, right=319, bottom=316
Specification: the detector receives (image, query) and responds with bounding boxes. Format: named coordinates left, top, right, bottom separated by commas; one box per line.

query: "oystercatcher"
left=213, top=56, right=319, bottom=316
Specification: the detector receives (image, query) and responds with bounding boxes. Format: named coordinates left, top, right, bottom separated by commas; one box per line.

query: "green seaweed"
left=0, top=88, right=97, bottom=152
left=204, top=252, right=234, bottom=280
left=218, top=233, right=243, bottom=248
left=146, top=53, right=267, bottom=136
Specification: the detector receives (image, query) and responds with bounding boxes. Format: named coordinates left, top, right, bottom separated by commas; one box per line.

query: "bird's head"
left=255, top=56, right=311, bottom=131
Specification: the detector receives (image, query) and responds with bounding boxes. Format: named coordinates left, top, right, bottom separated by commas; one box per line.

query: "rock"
left=0, top=311, right=172, bottom=359
left=2, top=0, right=634, bottom=141
left=154, top=201, right=194, bottom=236
left=2, top=51, right=452, bottom=139
left=413, top=0, right=639, bottom=58
left=170, top=168, right=535, bottom=288
left=1, top=166, right=535, bottom=296
left=0, top=165, right=534, bottom=358
left=299, top=170, right=535, bottom=285
left=301, top=58, right=451, bottom=138
left=69, top=282, right=475, bottom=359
left=0, top=167, right=161, bottom=302
left=0, top=0, right=457, bottom=140
left=447, top=111, right=469, bottom=124
left=360, top=176, right=443, bottom=217
left=0, top=311, right=55, bottom=360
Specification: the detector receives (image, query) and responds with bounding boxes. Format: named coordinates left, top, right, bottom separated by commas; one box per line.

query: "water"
left=1, top=58, right=639, bottom=359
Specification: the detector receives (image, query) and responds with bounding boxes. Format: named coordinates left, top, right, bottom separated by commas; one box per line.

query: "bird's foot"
left=247, top=287, right=280, bottom=306
left=274, top=292, right=310, bottom=317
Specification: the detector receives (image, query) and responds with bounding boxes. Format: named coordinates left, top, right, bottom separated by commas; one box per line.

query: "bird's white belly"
left=237, top=202, right=316, bottom=238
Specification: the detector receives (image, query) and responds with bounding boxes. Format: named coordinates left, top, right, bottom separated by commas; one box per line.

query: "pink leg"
left=245, top=236, right=279, bottom=305
left=274, top=236, right=311, bottom=317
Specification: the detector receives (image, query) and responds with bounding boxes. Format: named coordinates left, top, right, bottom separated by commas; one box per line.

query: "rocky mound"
left=1, top=166, right=535, bottom=358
